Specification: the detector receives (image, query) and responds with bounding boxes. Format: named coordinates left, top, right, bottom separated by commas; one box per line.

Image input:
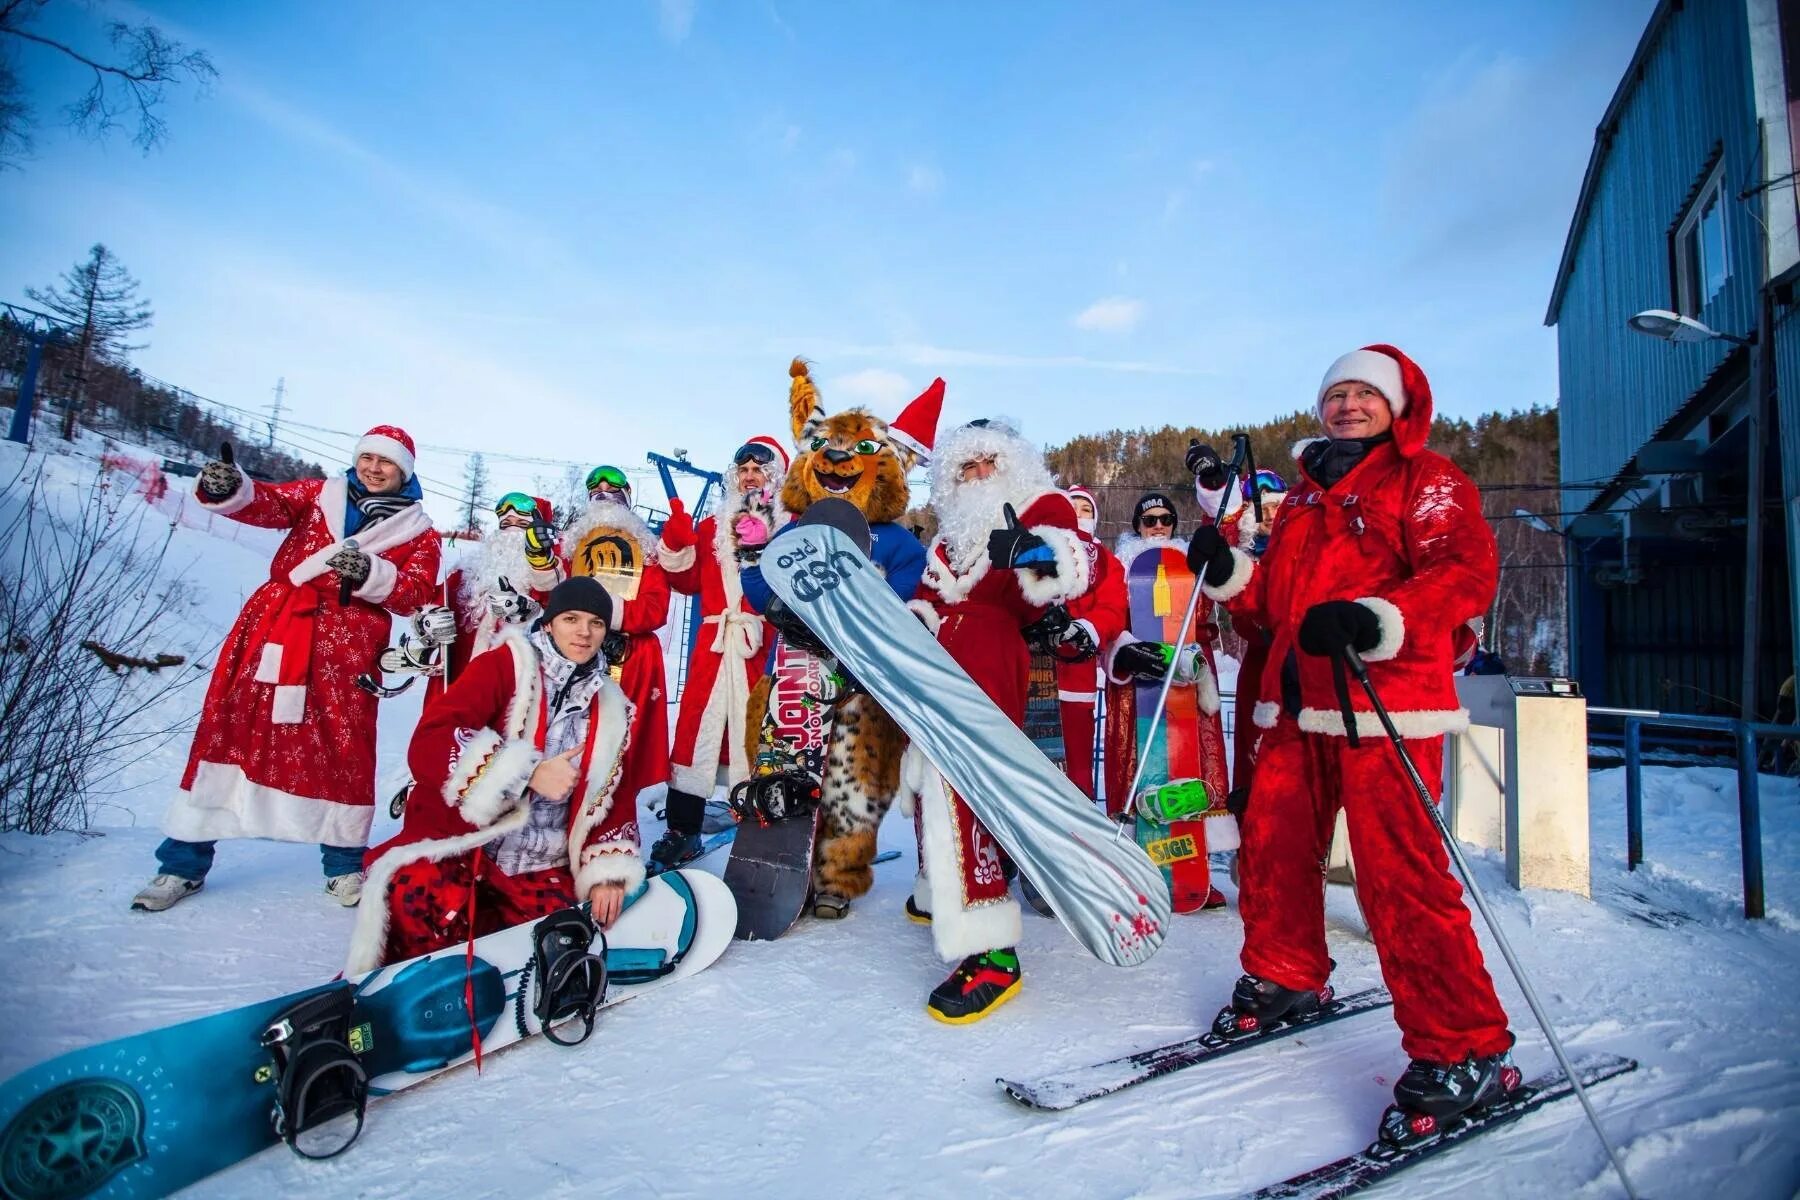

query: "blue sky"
left=6, top=0, right=1652, bottom=520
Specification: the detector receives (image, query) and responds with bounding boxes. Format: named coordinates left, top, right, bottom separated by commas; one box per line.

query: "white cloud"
left=907, top=163, right=944, bottom=196
left=1072, top=297, right=1146, bottom=333
left=827, top=368, right=916, bottom=410
left=657, top=0, right=696, bottom=42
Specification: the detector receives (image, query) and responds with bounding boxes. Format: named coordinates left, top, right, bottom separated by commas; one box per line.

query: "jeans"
left=156, top=838, right=365, bottom=882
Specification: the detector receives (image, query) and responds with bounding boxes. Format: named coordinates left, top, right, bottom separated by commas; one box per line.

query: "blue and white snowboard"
left=0, top=869, right=735, bottom=1200
left=761, top=503, right=1170, bottom=968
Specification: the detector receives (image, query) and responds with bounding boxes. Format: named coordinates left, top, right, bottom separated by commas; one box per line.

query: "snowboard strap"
left=528, top=908, right=609, bottom=1047
left=260, top=986, right=368, bottom=1159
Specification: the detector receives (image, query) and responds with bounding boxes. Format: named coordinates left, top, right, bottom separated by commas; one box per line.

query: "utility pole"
left=267, top=377, right=285, bottom=449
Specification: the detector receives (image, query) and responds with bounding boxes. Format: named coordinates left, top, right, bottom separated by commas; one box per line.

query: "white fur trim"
left=897, top=742, right=928, bottom=818
left=921, top=540, right=992, bottom=605
left=1355, top=595, right=1405, bottom=663
left=563, top=684, right=634, bottom=880
left=1103, top=631, right=1144, bottom=686
left=255, top=643, right=282, bottom=683
left=522, top=562, right=560, bottom=592
left=287, top=488, right=433, bottom=588
left=1253, top=700, right=1283, bottom=729
left=1194, top=481, right=1244, bottom=519
left=453, top=734, right=540, bottom=828
left=352, top=554, right=398, bottom=605
left=1200, top=548, right=1254, bottom=603
left=345, top=806, right=531, bottom=976
left=1014, top=524, right=1093, bottom=606
left=355, top=432, right=416, bottom=478
left=574, top=844, right=646, bottom=897
left=657, top=540, right=697, bottom=573
left=1295, top=707, right=1469, bottom=739
left=1057, top=689, right=1095, bottom=704
left=1191, top=655, right=1221, bottom=716
left=906, top=599, right=943, bottom=636
left=915, top=761, right=1022, bottom=962
left=1292, top=437, right=1327, bottom=461
left=271, top=685, right=306, bottom=726
left=197, top=471, right=255, bottom=515
left=1318, top=349, right=1405, bottom=418
left=164, top=760, right=374, bottom=846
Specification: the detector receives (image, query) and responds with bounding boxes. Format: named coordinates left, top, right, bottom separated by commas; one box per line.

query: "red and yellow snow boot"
left=927, top=948, right=1021, bottom=1024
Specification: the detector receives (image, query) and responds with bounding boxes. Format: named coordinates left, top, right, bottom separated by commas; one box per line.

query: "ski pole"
left=1339, top=646, right=1641, bottom=1200
left=1118, top=435, right=1249, bottom=827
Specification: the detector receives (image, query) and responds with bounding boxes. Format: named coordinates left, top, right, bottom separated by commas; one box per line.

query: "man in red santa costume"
left=562, top=465, right=673, bottom=804
left=1186, top=344, right=1518, bottom=1141
left=134, top=427, right=441, bottom=912
left=426, top=492, right=562, bottom=704
left=1052, top=485, right=1127, bottom=800
left=903, top=418, right=1095, bottom=1023
left=347, top=577, right=642, bottom=974
left=648, top=435, right=788, bottom=870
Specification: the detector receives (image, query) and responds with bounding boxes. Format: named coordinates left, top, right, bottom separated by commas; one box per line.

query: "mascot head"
left=779, top=357, right=942, bottom=526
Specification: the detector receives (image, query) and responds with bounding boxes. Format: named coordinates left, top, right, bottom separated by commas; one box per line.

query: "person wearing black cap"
left=347, top=576, right=645, bottom=973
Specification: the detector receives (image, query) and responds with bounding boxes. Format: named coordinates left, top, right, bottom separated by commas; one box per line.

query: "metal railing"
left=1591, top=706, right=1800, bottom=919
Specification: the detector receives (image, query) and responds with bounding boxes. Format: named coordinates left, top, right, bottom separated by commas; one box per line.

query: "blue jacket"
left=740, top=517, right=926, bottom=612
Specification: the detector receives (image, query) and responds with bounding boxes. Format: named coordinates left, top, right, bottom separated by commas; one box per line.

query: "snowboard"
left=1126, top=547, right=1219, bottom=913
left=762, top=501, right=1171, bottom=968
left=721, top=636, right=837, bottom=940
left=0, top=869, right=734, bottom=1200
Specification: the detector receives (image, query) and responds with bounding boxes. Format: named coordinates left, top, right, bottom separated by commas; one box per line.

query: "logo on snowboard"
left=0, top=1079, right=147, bottom=1200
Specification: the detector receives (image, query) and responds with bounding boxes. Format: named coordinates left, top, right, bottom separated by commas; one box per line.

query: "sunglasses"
left=585, top=465, right=630, bottom=496
left=734, top=443, right=777, bottom=468
left=1139, top=512, right=1175, bottom=528
left=494, top=492, right=536, bottom=519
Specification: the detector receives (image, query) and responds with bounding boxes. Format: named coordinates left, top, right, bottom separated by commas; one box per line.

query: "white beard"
left=565, top=496, right=654, bottom=559
left=461, top=527, right=533, bottom=604
left=934, top=476, right=1013, bottom=572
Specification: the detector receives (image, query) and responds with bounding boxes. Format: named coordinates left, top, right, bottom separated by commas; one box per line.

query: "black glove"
left=988, top=503, right=1056, bottom=575
left=765, top=596, right=829, bottom=658
left=198, top=441, right=244, bottom=502
left=1185, top=525, right=1237, bottom=589
left=1185, top=440, right=1227, bottom=490
left=601, top=630, right=631, bottom=666
left=1113, top=639, right=1174, bottom=683
left=524, top=519, right=557, bottom=572
left=327, top=543, right=371, bottom=586
left=1053, top=619, right=1099, bottom=663
left=1297, top=600, right=1382, bottom=659
left=1021, top=604, right=1072, bottom=652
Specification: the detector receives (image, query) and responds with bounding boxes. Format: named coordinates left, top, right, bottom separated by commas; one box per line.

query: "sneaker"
left=1210, top=973, right=1332, bottom=1039
left=131, top=874, right=203, bottom=912
left=904, top=896, right=933, bottom=925
left=647, top=829, right=703, bottom=876
left=325, top=872, right=364, bottom=907
left=927, top=948, right=1022, bottom=1024
left=812, top=893, right=852, bottom=919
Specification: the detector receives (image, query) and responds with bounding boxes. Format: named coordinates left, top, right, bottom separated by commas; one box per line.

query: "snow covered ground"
left=1, top=435, right=1797, bottom=1198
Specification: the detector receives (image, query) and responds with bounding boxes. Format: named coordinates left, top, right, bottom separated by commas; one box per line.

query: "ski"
left=1240, top=1053, right=1639, bottom=1199
left=998, top=986, right=1393, bottom=1111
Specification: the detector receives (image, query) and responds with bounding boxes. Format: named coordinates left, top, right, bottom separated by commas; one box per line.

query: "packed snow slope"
left=0, top=435, right=1796, bottom=1199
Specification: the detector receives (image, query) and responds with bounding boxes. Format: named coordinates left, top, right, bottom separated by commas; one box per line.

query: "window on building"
left=1674, top=163, right=1728, bottom=316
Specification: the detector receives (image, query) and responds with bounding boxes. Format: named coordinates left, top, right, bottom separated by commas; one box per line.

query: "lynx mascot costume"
left=743, top=359, right=937, bottom=916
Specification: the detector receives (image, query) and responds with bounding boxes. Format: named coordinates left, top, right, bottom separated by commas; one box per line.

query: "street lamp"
left=1626, top=308, right=1753, bottom=346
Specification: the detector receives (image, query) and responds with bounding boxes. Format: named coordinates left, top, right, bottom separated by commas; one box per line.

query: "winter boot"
left=1379, top=1050, right=1523, bottom=1147
left=812, top=893, right=852, bottom=919
left=325, top=872, right=365, bottom=907
left=1201, top=885, right=1228, bottom=911
left=131, top=874, right=203, bottom=912
left=927, top=948, right=1022, bottom=1024
left=904, top=896, right=932, bottom=925
left=647, top=829, right=703, bottom=876
left=1210, top=973, right=1333, bottom=1039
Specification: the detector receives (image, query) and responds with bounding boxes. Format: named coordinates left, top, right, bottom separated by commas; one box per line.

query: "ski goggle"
left=585, top=465, right=630, bottom=497
left=1243, top=468, right=1286, bottom=499
left=733, top=442, right=778, bottom=468
left=494, top=492, right=537, bottom=519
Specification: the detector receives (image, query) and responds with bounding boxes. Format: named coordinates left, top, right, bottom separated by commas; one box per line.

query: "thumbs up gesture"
left=523, top=518, right=557, bottom=571
left=987, top=502, right=1054, bottom=574
left=660, top=495, right=696, bottom=550
left=198, top=440, right=245, bottom=502
left=529, top=746, right=583, bottom=802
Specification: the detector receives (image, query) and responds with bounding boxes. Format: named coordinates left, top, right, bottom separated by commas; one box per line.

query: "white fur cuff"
left=1015, top=525, right=1094, bottom=607
left=657, top=540, right=697, bottom=573
left=906, top=599, right=944, bottom=637
left=1253, top=699, right=1283, bottom=729
left=1200, top=548, right=1254, bottom=603
left=574, top=845, right=647, bottom=898
left=352, top=555, right=398, bottom=605
left=1102, top=632, right=1143, bottom=686
left=197, top=472, right=256, bottom=515
left=1296, top=706, right=1469, bottom=740
left=1355, top=596, right=1405, bottom=662
left=450, top=733, right=540, bottom=828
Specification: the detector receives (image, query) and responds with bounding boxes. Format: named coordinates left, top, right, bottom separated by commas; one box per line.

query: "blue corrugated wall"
left=1772, top=303, right=1800, bottom=692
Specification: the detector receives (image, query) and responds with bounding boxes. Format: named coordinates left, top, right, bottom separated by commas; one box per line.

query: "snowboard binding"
left=1134, top=778, right=1213, bottom=825
left=259, top=988, right=369, bottom=1159
left=526, top=909, right=609, bottom=1048
left=726, top=769, right=821, bottom=826
left=357, top=634, right=442, bottom=698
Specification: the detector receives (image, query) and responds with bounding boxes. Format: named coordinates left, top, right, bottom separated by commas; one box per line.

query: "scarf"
left=345, top=469, right=423, bottom=537
left=1301, top=432, right=1394, bottom=492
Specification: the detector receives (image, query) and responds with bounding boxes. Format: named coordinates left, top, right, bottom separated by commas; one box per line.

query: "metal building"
left=1546, top=0, right=1800, bottom=719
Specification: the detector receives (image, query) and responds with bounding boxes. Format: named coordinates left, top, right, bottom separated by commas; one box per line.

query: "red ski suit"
left=348, top=630, right=643, bottom=974
left=1206, top=350, right=1511, bottom=1064
left=657, top=510, right=774, bottom=799
left=1054, top=539, right=1128, bottom=799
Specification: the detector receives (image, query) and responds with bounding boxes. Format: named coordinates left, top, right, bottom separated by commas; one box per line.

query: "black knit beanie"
left=540, top=576, right=614, bottom=628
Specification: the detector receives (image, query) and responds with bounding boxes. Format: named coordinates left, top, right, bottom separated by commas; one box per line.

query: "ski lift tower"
left=3, top=303, right=76, bottom=446
left=646, top=449, right=725, bottom=695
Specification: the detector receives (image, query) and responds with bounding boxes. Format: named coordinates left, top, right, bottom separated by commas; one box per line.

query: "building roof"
left=1544, top=0, right=1679, bottom=327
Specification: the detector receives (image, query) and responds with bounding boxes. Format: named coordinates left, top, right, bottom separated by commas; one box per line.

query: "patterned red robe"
left=164, top=473, right=440, bottom=848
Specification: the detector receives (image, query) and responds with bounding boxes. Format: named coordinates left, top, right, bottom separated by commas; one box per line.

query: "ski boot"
left=647, top=829, right=703, bottom=876
left=904, top=896, right=933, bottom=925
left=1377, top=1050, right=1523, bottom=1148
left=927, top=948, right=1022, bottom=1024
left=1211, top=973, right=1333, bottom=1040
